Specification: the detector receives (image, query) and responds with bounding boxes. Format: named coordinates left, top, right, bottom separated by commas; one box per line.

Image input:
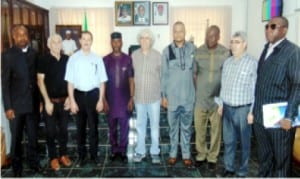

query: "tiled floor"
left=1, top=148, right=300, bottom=177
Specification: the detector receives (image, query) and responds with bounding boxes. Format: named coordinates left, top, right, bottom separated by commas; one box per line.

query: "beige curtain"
left=170, top=6, right=232, bottom=48
left=49, top=8, right=113, bottom=56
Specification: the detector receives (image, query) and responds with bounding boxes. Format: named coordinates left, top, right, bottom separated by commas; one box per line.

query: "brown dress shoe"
left=60, top=155, right=72, bottom=167
left=168, top=158, right=177, bottom=166
left=183, top=159, right=193, bottom=167
left=50, top=158, right=60, bottom=171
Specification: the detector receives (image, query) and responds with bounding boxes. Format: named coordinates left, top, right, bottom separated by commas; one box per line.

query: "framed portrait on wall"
left=55, top=25, right=81, bottom=56
left=152, top=2, right=168, bottom=25
left=115, top=1, right=133, bottom=26
left=133, top=1, right=150, bottom=25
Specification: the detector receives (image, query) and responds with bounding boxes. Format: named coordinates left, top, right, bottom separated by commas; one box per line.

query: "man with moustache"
left=65, top=31, right=107, bottom=167
left=1, top=25, right=41, bottom=177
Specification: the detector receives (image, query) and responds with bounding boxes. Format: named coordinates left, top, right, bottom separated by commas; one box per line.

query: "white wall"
left=247, top=0, right=300, bottom=59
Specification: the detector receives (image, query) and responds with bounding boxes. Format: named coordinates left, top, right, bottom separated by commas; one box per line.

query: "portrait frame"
left=55, top=25, right=81, bottom=50
left=133, top=1, right=150, bottom=26
left=152, top=2, right=169, bottom=25
left=115, top=1, right=133, bottom=26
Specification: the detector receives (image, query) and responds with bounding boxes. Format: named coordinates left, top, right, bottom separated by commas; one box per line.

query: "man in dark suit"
left=1, top=25, right=41, bottom=177
left=251, top=16, right=300, bottom=177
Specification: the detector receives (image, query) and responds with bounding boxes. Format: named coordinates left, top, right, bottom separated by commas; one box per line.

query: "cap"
left=111, top=32, right=122, bottom=39
left=65, top=30, right=71, bottom=34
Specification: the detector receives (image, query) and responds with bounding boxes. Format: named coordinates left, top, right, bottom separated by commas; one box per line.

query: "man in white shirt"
left=62, top=30, right=77, bottom=56
left=65, top=31, right=107, bottom=167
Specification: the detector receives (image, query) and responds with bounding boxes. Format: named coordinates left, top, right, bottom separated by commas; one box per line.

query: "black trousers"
left=253, top=123, right=295, bottom=177
left=74, top=88, right=99, bottom=159
left=9, top=113, right=39, bottom=173
left=44, top=102, right=69, bottom=160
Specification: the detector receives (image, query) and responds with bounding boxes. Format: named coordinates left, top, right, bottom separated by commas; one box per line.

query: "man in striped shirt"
left=215, top=31, right=257, bottom=177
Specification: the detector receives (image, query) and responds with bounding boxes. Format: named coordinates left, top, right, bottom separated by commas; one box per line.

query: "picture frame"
left=55, top=25, right=81, bottom=53
left=133, top=1, right=150, bottom=26
left=115, top=1, right=133, bottom=26
left=152, top=2, right=168, bottom=25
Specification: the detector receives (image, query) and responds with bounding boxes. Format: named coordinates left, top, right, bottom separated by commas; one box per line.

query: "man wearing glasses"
left=252, top=16, right=300, bottom=177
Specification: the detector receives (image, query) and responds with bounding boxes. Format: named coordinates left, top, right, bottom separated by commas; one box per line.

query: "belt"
left=225, top=103, right=251, bottom=108
left=50, top=97, right=67, bottom=103
left=75, top=88, right=98, bottom=95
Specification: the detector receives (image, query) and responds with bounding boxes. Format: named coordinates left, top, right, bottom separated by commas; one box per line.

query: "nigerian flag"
left=83, top=11, right=88, bottom=31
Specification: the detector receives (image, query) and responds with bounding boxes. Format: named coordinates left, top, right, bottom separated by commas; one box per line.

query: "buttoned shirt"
left=64, top=50, right=107, bottom=91
left=216, top=53, right=257, bottom=111
left=132, top=48, right=161, bottom=104
left=194, top=44, right=229, bottom=110
left=161, top=41, right=196, bottom=111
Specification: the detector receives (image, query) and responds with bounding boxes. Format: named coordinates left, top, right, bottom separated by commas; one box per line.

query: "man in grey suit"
left=251, top=16, right=300, bottom=177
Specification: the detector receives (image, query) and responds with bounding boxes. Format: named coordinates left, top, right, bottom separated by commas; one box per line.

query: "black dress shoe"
left=109, top=153, right=118, bottom=161
left=207, top=162, right=216, bottom=170
left=194, top=159, right=206, bottom=167
left=120, top=154, right=128, bottom=163
left=222, top=169, right=235, bottom=177
left=13, top=170, right=22, bottom=177
left=76, top=157, right=86, bottom=167
left=91, top=157, right=101, bottom=167
left=30, top=164, right=42, bottom=172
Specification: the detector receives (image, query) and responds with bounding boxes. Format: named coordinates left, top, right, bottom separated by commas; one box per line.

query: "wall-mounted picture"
left=262, top=0, right=283, bottom=21
left=133, top=1, right=150, bottom=25
left=55, top=25, right=81, bottom=56
left=115, top=1, right=133, bottom=26
left=152, top=2, right=169, bottom=25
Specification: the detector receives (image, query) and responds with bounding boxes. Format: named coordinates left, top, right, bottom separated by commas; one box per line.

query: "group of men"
left=1, top=15, right=299, bottom=177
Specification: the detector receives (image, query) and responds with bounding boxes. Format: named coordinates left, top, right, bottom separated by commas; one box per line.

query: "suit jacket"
left=253, top=39, right=300, bottom=124
left=1, top=46, right=39, bottom=114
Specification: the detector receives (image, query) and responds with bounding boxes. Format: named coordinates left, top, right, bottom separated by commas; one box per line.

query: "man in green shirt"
left=194, top=25, right=229, bottom=170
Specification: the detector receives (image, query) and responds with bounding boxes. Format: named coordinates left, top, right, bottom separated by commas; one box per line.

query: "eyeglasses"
left=230, top=40, right=243, bottom=44
left=265, top=24, right=282, bottom=30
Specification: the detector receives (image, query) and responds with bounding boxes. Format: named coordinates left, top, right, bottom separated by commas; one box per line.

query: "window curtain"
left=49, top=8, right=113, bottom=56
left=170, top=6, right=232, bottom=48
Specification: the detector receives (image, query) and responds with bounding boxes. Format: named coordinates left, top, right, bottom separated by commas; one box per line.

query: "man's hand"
left=217, top=106, right=223, bottom=116
left=45, top=101, right=54, bottom=116
left=103, top=99, right=109, bottom=114
left=127, top=98, right=134, bottom=112
left=64, top=97, right=70, bottom=110
left=161, top=97, right=168, bottom=109
left=280, top=118, right=292, bottom=131
left=70, top=100, right=79, bottom=114
left=5, top=109, right=15, bottom=120
left=247, top=112, right=254, bottom=124
left=96, top=99, right=104, bottom=113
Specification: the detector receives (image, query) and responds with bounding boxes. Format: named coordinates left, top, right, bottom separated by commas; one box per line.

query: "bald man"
left=1, top=25, right=41, bottom=177
left=252, top=16, right=300, bottom=177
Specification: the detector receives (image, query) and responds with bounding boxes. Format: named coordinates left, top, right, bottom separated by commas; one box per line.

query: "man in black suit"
left=1, top=25, right=41, bottom=177
left=250, top=16, right=300, bottom=177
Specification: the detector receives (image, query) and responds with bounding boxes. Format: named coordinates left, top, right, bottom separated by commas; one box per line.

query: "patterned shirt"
left=194, top=44, right=229, bottom=110
left=64, top=50, right=108, bottom=91
left=132, top=48, right=161, bottom=104
left=161, top=41, right=196, bottom=111
left=216, top=53, right=257, bottom=111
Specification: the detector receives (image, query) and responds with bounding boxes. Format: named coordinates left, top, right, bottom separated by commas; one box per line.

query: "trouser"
left=9, top=113, right=39, bottom=173
left=135, top=100, right=160, bottom=155
left=253, top=123, right=295, bottom=177
left=44, top=101, right=69, bottom=160
left=194, top=106, right=221, bottom=163
left=74, top=88, right=99, bottom=158
left=223, top=104, right=251, bottom=176
left=168, top=106, right=193, bottom=159
left=108, top=116, right=129, bottom=154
